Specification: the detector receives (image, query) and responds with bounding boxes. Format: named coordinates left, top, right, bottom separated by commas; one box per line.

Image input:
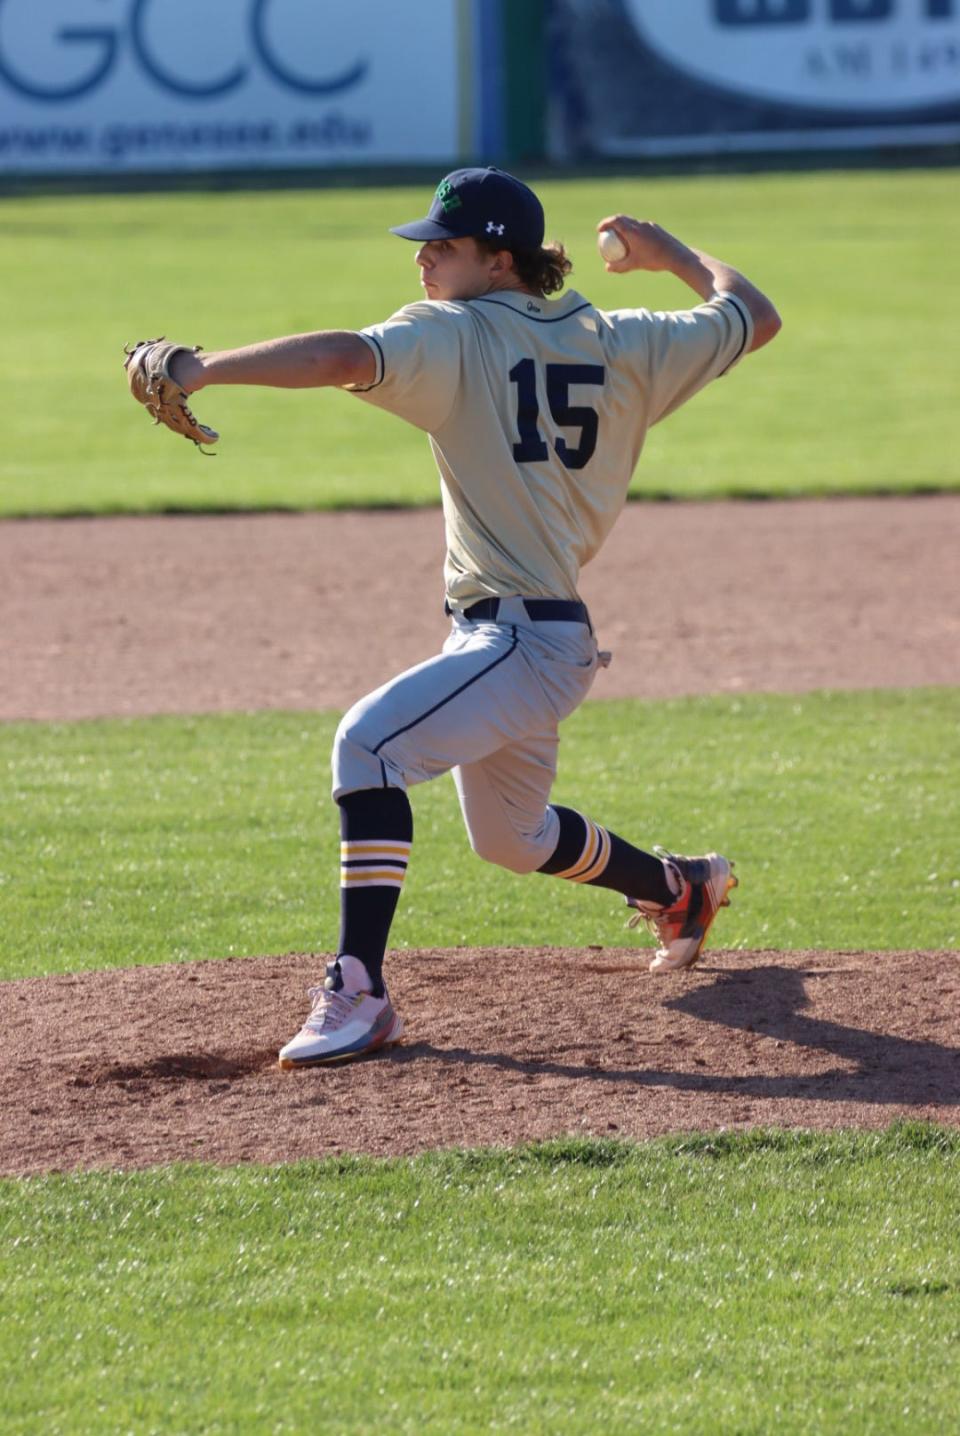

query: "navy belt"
left=446, top=597, right=591, bottom=627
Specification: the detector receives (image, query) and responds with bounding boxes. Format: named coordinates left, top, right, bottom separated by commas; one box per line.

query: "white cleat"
left=278, top=955, right=404, bottom=1068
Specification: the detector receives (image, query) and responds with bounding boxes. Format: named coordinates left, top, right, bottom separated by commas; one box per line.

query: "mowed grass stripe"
left=2, top=1128, right=959, bottom=1435
left=1, top=688, right=957, bottom=980
left=1, top=168, right=958, bottom=515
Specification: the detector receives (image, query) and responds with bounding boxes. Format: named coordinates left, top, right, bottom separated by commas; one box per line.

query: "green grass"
left=2, top=1127, right=959, bottom=1434
left=1, top=688, right=956, bottom=981
left=1, top=168, right=958, bottom=515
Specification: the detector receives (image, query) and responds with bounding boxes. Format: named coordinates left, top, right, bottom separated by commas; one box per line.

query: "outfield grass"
left=1, top=688, right=956, bottom=981
left=2, top=1127, right=958, bottom=1435
left=2, top=168, right=957, bottom=515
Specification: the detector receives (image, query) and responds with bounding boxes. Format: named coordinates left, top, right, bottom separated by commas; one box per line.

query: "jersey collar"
left=469, top=288, right=591, bottom=323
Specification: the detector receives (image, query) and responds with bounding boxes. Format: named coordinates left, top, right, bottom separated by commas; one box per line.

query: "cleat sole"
left=278, top=1039, right=403, bottom=1071
left=278, top=1023, right=404, bottom=1070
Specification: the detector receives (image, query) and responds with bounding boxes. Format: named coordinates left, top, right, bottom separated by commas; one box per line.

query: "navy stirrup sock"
left=537, top=804, right=675, bottom=908
left=336, top=787, right=413, bottom=997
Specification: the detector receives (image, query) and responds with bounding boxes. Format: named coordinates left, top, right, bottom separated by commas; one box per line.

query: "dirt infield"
left=5, top=949, right=959, bottom=1177
left=3, top=496, right=958, bottom=1174
left=3, top=495, right=958, bottom=722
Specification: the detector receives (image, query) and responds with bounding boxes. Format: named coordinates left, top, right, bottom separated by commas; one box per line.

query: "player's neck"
left=483, top=274, right=545, bottom=300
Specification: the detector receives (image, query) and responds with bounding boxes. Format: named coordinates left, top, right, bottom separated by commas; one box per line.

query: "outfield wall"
left=0, top=0, right=473, bottom=175
left=548, top=0, right=960, bottom=158
left=3, top=1, right=958, bottom=178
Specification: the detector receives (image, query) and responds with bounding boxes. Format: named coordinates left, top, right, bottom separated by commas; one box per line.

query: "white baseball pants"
left=332, top=598, right=600, bottom=872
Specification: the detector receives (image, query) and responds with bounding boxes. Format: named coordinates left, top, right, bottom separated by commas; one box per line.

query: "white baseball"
left=598, top=229, right=628, bottom=263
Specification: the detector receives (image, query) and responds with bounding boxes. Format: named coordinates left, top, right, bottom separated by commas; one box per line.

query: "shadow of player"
left=380, top=964, right=960, bottom=1108
left=660, top=963, right=960, bottom=1107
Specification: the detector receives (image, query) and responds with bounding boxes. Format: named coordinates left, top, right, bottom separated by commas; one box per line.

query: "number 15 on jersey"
left=509, top=359, right=605, bottom=471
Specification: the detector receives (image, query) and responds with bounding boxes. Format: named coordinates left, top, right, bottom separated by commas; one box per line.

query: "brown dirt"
left=2, top=497, right=958, bottom=1174
left=5, top=950, right=959, bottom=1177
left=2, top=496, right=958, bottom=721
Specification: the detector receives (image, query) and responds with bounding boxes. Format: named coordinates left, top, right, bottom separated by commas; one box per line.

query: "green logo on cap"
left=435, top=179, right=462, bottom=214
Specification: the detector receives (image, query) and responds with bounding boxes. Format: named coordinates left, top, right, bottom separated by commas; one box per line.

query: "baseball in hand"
left=598, top=229, right=628, bottom=263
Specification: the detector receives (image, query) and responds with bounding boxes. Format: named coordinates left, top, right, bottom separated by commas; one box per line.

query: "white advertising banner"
left=627, top=0, right=960, bottom=111
left=551, top=0, right=960, bottom=157
left=0, top=0, right=464, bottom=175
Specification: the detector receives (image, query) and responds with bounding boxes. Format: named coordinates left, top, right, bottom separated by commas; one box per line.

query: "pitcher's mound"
left=5, top=948, right=958, bottom=1175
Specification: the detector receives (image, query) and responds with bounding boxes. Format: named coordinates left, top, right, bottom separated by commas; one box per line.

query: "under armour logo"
left=486, top=221, right=505, bottom=235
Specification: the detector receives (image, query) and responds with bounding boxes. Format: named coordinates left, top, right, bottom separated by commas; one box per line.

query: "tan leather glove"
left=123, top=338, right=219, bottom=452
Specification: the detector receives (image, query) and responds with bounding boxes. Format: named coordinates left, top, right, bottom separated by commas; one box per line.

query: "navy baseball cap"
left=390, top=167, right=545, bottom=250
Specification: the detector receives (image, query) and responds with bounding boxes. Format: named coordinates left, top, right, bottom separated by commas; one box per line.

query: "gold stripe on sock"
left=569, top=824, right=611, bottom=883
left=340, top=867, right=407, bottom=887
left=341, top=841, right=412, bottom=859
left=551, top=816, right=603, bottom=882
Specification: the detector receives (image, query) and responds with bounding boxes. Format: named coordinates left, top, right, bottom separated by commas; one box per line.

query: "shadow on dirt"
left=72, top=1049, right=277, bottom=1086
left=385, top=965, right=960, bottom=1109
left=663, top=965, right=960, bottom=1106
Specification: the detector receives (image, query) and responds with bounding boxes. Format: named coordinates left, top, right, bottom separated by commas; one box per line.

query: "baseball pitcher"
left=125, top=167, right=781, bottom=1067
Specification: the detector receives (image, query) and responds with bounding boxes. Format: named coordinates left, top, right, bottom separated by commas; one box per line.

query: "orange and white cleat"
left=626, top=851, right=737, bottom=972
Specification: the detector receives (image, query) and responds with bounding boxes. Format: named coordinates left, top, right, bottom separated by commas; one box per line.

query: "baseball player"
left=131, top=167, right=780, bottom=1067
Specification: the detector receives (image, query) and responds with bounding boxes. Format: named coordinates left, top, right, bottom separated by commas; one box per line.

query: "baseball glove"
left=123, top=338, right=219, bottom=452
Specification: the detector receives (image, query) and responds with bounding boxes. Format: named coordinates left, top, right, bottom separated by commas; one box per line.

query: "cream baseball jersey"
left=349, top=288, right=752, bottom=608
